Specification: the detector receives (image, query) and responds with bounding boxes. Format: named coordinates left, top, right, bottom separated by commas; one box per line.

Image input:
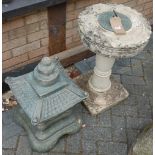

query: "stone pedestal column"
left=89, top=54, right=115, bottom=92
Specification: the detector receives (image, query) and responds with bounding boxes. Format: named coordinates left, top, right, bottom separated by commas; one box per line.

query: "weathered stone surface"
left=49, top=153, right=66, bottom=155
left=97, top=141, right=127, bottom=155
left=111, top=116, right=126, bottom=129
left=128, top=124, right=152, bottom=155
left=82, top=139, right=96, bottom=155
left=3, top=122, right=24, bottom=141
left=16, top=136, right=32, bottom=155
left=126, top=117, right=152, bottom=130
left=112, top=65, right=132, bottom=75
left=127, top=129, right=140, bottom=148
left=131, top=59, right=144, bottom=76
left=50, top=139, right=65, bottom=153
left=121, top=75, right=145, bottom=85
left=111, top=103, right=125, bottom=116
left=2, top=135, right=18, bottom=149
left=78, top=3, right=151, bottom=58
left=115, top=58, right=131, bottom=67
left=66, top=132, right=82, bottom=154
left=82, top=126, right=112, bottom=141
left=75, top=71, right=129, bottom=115
left=2, top=110, right=14, bottom=125
left=112, top=127, right=127, bottom=143
left=33, top=152, right=48, bottom=155
left=98, top=114, right=111, bottom=127
left=2, top=150, right=16, bottom=155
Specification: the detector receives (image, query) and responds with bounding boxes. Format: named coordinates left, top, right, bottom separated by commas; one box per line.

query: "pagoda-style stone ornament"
left=77, top=3, right=151, bottom=115
left=5, top=57, right=87, bottom=152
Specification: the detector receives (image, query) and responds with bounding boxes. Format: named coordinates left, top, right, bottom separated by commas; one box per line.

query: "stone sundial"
left=5, top=57, right=88, bottom=152
left=77, top=3, right=151, bottom=115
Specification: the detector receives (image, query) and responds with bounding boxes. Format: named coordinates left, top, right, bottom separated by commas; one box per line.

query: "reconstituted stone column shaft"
left=89, top=54, right=115, bottom=92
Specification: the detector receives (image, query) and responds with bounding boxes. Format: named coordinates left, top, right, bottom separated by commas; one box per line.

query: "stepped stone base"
left=14, top=107, right=82, bottom=153
left=75, top=71, right=129, bottom=115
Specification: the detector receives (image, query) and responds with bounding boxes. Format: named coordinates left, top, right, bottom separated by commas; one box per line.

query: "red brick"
left=67, top=2, right=75, bottom=12
left=72, top=19, right=78, bottom=27
left=3, top=53, right=28, bottom=69
left=28, top=46, right=48, bottom=59
left=66, top=40, right=81, bottom=49
left=27, top=30, right=48, bottom=43
left=25, top=10, right=47, bottom=24
left=124, top=0, right=137, bottom=8
left=3, top=18, right=24, bottom=32
left=66, top=37, right=73, bottom=45
left=3, top=37, right=26, bottom=52
left=25, top=13, right=39, bottom=24
left=134, top=5, right=144, bottom=13
left=40, top=20, right=48, bottom=30
left=2, top=50, right=12, bottom=61
left=39, top=10, right=48, bottom=20
left=2, top=32, right=9, bottom=43
left=73, top=34, right=80, bottom=42
left=144, top=1, right=153, bottom=9
left=28, top=55, right=45, bottom=64
left=26, top=22, right=40, bottom=34
left=111, top=0, right=129, bottom=3
left=12, top=40, right=40, bottom=56
left=75, top=0, right=90, bottom=9
left=137, top=0, right=143, bottom=4
left=66, top=21, right=73, bottom=29
left=66, top=28, right=78, bottom=38
left=66, top=11, right=76, bottom=21
left=144, top=8, right=153, bottom=16
left=41, top=38, right=49, bottom=47
left=9, top=27, right=26, bottom=40
left=90, top=0, right=101, bottom=4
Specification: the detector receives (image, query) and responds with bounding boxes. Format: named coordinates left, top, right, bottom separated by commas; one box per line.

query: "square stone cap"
left=5, top=58, right=88, bottom=125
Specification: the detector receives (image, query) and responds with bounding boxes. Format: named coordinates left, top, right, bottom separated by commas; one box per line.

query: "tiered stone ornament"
left=5, top=57, right=87, bottom=152
left=77, top=3, right=151, bottom=115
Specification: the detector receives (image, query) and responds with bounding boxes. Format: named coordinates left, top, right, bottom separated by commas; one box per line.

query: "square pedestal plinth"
left=75, top=71, right=129, bottom=115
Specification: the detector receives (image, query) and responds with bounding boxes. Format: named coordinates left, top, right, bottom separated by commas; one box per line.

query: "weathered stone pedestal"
left=78, top=4, right=151, bottom=115
left=76, top=71, right=128, bottom=115
left=89, top=54, right=115, bottom=92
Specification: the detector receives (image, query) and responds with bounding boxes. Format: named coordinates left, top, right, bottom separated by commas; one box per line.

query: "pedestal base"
left=14, top=107, right=82, bottom=152
left=75, top=71, right=129, bottom=115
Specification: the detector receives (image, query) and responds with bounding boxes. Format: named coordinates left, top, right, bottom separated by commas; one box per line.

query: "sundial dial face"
left=97, top=11, right=132, bottom=32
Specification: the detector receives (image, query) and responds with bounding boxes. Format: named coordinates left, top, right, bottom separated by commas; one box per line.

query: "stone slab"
left=75, top=71, right=129, bottom=115
left=97, top=141, right=127, bottom=155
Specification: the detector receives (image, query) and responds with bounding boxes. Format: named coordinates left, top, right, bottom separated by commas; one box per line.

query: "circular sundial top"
left=78, top=4, right=151, bottom=58
left=98, top=11, right=132, bottom=32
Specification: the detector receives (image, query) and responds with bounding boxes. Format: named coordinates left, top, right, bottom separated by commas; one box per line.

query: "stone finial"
left=33, top=57, right=59, bottom=86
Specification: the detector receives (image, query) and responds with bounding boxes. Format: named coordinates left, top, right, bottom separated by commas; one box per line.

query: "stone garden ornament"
left=5, top=57, right=87, bottom=152
left=77, top=3, right=151, bottom=115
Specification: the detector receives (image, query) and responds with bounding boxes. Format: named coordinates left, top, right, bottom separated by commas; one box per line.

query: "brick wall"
left=2, top=9, right=49, bottom=73
left=66, top=0, right=153, bottom=49
left=2, top=0, right=152, bottom=73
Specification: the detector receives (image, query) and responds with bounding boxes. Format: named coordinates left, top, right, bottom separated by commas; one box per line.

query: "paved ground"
left=2, top=35, right=153, bottom=155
